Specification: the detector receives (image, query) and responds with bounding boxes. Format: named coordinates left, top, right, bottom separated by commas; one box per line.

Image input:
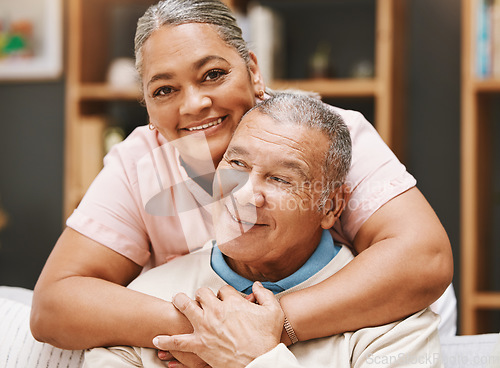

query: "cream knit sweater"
left=85, top=244, right=442, bottom=368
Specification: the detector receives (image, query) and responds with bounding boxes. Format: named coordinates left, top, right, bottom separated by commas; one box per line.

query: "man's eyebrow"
left=227, top=145, right=312, bottom=181
left=278, top=159, right=312, bottom=181
left=225, top=145, right=249, bottom=157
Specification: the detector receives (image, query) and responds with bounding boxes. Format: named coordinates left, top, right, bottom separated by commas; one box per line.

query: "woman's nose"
left=179, top=86, right=212, bottom=115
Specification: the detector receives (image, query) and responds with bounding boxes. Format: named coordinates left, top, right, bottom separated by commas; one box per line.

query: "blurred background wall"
left=0, top=0, right=462, bottom=324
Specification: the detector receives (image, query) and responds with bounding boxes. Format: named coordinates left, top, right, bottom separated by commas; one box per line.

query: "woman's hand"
left=153, top=282, right=284, bottom=368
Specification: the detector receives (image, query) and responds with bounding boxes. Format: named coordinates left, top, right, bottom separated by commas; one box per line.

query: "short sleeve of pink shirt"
left=66, top=106, right=416, bottom=270
left=331, top=106, right=416, bottom=244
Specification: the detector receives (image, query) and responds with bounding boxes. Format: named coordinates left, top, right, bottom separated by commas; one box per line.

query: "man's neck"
left=223, top=231, right=324, bottom=283
left=210, top=230, right=340, bottom=295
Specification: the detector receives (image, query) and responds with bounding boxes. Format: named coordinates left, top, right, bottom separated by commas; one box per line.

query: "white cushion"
left=0, top=286, right=34, bottom=306
left=0, top=297, right=84, bottom=368
left=440, top=333, right=500, bottom=368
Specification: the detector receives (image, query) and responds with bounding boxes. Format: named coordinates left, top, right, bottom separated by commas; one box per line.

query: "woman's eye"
left=153, top=86, right=173, bottom=97
left=205, top=69, right=226, bottom=81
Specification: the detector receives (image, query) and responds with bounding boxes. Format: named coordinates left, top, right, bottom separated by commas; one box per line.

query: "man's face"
left=212, top=110, right=333, bottom=280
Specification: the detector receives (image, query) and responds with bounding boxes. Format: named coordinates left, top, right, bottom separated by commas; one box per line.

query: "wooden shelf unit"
left=269, top=0, right=407, bottom=162
left=63, top=0, right=407, bottom=220
left=460, top=0, right=500, bottom=334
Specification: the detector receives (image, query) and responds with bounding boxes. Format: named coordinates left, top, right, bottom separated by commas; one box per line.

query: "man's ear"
left=320, top=185, right=350, bottom=229
left=248, top=51, right=266, bottom=95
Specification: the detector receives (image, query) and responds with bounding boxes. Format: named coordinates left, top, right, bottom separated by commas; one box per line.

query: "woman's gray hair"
left=134, top=0, right=250, bottom=77
left=250, top=93, right=352, bottom=209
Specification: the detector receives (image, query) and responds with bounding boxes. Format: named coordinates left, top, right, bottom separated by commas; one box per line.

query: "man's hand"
left=153, top=282, right=284, bottom=368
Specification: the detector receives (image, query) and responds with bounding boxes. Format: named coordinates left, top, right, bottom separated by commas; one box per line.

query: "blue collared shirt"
left=211, top=229, right=341, bottom=295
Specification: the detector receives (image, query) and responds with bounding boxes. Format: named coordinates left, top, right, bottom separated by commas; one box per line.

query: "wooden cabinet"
left=266, top=0, right=406, bottom=161
left=63, top=0, right=407, bottom=219
left=460, top=0, right=500, bottom=334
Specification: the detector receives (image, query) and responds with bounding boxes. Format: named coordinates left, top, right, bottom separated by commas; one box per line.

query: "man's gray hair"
left=134, top=0, right=250, bottom=77
left=250, top=93, right=352, bottom=208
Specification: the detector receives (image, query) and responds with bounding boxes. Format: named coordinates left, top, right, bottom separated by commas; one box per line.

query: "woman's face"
left=141, top=23, right=264, bottom=166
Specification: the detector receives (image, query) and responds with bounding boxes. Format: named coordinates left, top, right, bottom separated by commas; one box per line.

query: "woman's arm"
left=30, top=227, right=193, bottom=350
left=278, top=187, right=453, bottom=342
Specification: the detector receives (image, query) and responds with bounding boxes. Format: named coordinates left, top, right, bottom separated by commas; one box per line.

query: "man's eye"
left=205, top=69, right=226, bottom=81
left=270, top=176, right=291, bottom=185
left=230, top=159, right=245, bottom=168
left=153, top=86, right=173, bottom=97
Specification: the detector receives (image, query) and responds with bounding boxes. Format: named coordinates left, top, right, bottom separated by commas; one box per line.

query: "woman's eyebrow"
left=147, top=72, right=174, bottom=88
left=147, top=55, right=230, bottom=89
left=193, top=55, right=230, bottom=71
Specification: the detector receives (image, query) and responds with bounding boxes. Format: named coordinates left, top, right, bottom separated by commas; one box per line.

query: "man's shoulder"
left=127, top=246, right=215, bottom=299
left=333, top=243, right=355, bottom=265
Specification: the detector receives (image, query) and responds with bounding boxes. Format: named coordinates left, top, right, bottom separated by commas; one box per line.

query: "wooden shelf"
left=472, top=79, right=500, bottom=93
left=472, top=292, right=500, bottom=309
left=270, top=78, right=377, bottom=98
left=78, top=83, right=142, bottom=101
left=460, top=0, right=500, bottom=334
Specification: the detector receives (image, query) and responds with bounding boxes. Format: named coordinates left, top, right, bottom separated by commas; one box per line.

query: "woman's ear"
left=320, top=185, right=350, bottom=230
left=248, top=51, right=266, bottom=95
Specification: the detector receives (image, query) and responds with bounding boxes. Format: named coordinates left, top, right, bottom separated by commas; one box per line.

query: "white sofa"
left=1, top=286, right=499, bottom=368
left=441, top=333, right=499, bottom=368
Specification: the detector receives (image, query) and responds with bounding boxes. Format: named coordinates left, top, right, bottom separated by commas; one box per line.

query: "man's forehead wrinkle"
left=244, top=124, right=305, bottom=147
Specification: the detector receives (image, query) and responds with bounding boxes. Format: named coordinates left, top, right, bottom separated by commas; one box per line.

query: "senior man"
left=85, top=93, right=442, bottom=368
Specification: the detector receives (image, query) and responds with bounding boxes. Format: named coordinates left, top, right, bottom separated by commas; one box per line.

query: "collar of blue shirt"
left=210, top=229, right=341, bottom=295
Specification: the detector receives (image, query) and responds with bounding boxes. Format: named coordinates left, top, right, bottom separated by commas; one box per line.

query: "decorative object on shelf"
left=475, top=0, right=500, bottom=78
left=0, top=196, right=8, bottom=247
left=0, top=20, right=34, bottom=58
left=107, top=57, right=140, bottom=90
left=0, top=206, right=7, bottom=232
left=308, top=41, right=333, bottom=79
left=350, top=60, right=374, bottom=79
left=248, top=2, right=285, bottom=81
left=0, top=0, right=62, bottom=80
left=104, top=126, right=126, bottom=154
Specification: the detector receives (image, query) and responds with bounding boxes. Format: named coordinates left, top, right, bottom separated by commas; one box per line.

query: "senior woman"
left=31, top=0, right=454, bottom=359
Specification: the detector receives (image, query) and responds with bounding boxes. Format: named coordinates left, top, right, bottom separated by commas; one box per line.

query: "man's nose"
left=179, top=86, right=212, bottom=115
left=232, top=177, right=265, bottom=208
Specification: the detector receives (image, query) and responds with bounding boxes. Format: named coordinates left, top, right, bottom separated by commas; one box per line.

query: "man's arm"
left=278, top=187, right=453, bottom=342
left=153, top=283, right=285, bottom=368
left=30, top=227, right=193, bottom=350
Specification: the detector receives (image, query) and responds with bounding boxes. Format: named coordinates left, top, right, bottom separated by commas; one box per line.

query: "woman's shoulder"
left=102, top=125, right=181, bottom=185
left=322, top=103, right=378, bottom=136
left=106, top=125, right=167, bottom=161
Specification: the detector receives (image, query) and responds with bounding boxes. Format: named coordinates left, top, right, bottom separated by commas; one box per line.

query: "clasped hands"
left=153, top=282, right=285, bottom=368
